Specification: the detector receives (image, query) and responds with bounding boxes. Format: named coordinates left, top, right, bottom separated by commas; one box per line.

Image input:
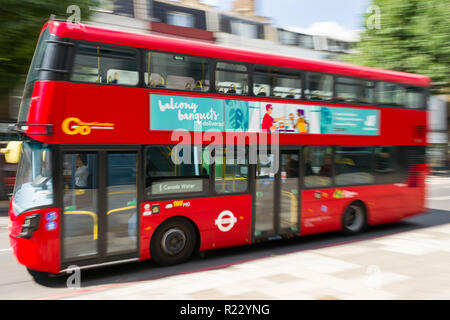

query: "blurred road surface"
left=0, top=175, right=449, bottom=300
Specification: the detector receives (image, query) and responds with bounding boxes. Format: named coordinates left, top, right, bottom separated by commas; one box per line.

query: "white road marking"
left=427, top=196, right=450, bottom=201
left=427, top=179, right=450, bottom=185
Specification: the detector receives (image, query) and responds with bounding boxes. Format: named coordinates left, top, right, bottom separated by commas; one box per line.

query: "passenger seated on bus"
left=227, top=83, right=237, bottom=94
left=257, top=88, right=267, bottom=96
left=111, top=72, right=119, bottom=84
left=319, top=154, right=332, bottom=177
left=286, top=89, right=297, bottom=98
left=304, top=152, right=314, bottom=176
left=155, top=77, right=165, bottom=88
left=287, top=156, right=299, bottom=176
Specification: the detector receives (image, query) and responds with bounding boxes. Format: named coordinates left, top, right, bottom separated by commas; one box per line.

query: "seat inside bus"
left=216, top=81, right=243, bottom=94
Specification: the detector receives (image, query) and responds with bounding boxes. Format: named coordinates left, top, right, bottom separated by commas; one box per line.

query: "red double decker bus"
left=8, top=21, right=429, bottom=276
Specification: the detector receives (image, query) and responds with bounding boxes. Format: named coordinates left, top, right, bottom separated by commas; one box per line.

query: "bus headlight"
left=19, top=214, right=41, bottom=239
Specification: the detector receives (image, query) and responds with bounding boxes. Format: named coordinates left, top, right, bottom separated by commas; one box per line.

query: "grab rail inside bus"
left=64, top=210, right=98, bottom=240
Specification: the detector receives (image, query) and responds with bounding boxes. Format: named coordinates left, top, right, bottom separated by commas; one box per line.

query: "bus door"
left=253, top=148, right=300, bottom=240
left=59, top=149, right=140, bottom=267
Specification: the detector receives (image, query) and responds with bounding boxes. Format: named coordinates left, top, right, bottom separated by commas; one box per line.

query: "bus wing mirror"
left=1, top=141, right=23, bottom=163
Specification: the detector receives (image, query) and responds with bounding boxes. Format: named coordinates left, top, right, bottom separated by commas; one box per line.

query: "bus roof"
left=44, top=21, right=431, bottom=87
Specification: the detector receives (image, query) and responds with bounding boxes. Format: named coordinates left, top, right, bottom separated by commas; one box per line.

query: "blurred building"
left=5, top=0, right=357, bottom=120
left=88, top=0, right=450, bottom=172
left=4, top=0, right=450, bottom=172
left=88, top=0, right=355, bottom=60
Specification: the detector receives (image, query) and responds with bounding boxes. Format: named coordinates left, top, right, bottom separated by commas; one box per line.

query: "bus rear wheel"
left=150, top=218, right=196, bottom=266
left=341, top=202, right=367, bottom=235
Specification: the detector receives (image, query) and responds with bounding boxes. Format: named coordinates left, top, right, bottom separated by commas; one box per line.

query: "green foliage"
left=0, top=0, right=93, bottom=100
left=345, top=0, right=450, bottom=91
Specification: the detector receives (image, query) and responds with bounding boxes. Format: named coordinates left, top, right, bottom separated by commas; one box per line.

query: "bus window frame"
left=143, top=144, right=253, bottom=202
left=64, top=40, right=428, bottom=110
left=213, top=59, right=251, bottom=96
left=143, top=49, right=213, bottom=93
left=299, top=145, right=411, bottom=190
left=334, top=75, right=376, bottom=105
left=252, top=64, right=303, bottom=100
left=405, top=85, right=427, bottom=110
left=301, top=145, right=335, bottom=190
left=333, top=145, right=376, bottom=187
left=144, top=144, right=211, bottom=201
left=68, top=40, right=142, bottom=88
left=212, top=145, right=250, bottom=195
left=374, top=81, right=407, bottom=108
left=54, top=144, right=143, bottom=269
left=304, top=71, right=334, bottom=102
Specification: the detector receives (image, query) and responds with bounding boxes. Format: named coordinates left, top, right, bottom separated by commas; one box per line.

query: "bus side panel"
left=29, top=81, right=427, bottom=148
left=300, top=185, right=383, bottom=236
left=139, top=194, right=252, bottom=261
left=9, top=206, right=61, bottom=274
left=300, top=188, right=348, bottom=236
left=300, top=181, right=426, bottom=236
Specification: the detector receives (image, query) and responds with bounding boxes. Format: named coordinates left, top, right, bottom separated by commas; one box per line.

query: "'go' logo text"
left=61, top=117, right=115, bottom=135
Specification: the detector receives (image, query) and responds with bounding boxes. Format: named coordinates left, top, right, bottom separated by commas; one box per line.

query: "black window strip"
left=65, top=41, right=427, bottom=110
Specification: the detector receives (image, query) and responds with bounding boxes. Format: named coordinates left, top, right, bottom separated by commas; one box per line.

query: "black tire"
left=150, top=218, right=197, bottom=266
left=341, top=202, right=367, bottom=235
left=27, top=268, right=50, bottom=281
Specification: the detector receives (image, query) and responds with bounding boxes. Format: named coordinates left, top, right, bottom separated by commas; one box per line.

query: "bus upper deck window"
left=305, top=73, right=333, bottom=101
left=71, top=44, right=139, bottom=85
left=145, top=52, right=210, bottom=92
left=335, top=77, right=374, bottom=104
left=215, top=62, right=248, bottom=95
left=376, top=82, right=405, bottom=107
left=253, top=65, right=301, bottom=99
left=406, top=87, right=425, bottom=109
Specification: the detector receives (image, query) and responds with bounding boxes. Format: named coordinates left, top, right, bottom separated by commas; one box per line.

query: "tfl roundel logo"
left=215, top=210, right=237, bottom=232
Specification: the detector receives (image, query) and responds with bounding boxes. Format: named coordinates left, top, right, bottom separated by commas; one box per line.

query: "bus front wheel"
left=341, top=202, right=367, bottom=235
left=150, top=218, right=197, bottom=266
left=27, top=268, right=50, bottom=282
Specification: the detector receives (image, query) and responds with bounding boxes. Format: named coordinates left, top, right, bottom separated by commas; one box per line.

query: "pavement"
left=62, top=223, right=450, bottom=300
left=0, top=175, right=449, bottom=300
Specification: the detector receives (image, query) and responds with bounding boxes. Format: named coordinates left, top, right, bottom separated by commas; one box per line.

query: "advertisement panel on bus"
left=150, top=94, right=380, bottom=135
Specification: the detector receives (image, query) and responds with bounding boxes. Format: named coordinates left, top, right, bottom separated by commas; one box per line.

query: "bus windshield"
left=12, top=141, right=53, bottom=215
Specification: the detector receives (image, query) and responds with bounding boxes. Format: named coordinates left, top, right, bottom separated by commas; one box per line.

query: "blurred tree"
left=0, top=0, right=94, bottom=115
left=345, top=0, right=450, bottom=94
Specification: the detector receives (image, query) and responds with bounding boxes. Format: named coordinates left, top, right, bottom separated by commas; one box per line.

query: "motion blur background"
left=0, top=0, right=448, bottom=202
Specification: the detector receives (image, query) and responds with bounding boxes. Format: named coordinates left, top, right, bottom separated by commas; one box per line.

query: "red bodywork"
left=9, top=22, right=429, bottom=273
left=140, top=195, right=252, bottom=261
left=9, top=202, right=61, bottom=274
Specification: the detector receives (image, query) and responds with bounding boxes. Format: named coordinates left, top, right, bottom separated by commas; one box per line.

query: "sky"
left=200, top=0, right=371, bottom=41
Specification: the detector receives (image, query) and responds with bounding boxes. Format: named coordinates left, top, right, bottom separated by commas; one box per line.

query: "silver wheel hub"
left=161, top=228, right=186, bottom=256
left=344, top=205, right=364, bottom=232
